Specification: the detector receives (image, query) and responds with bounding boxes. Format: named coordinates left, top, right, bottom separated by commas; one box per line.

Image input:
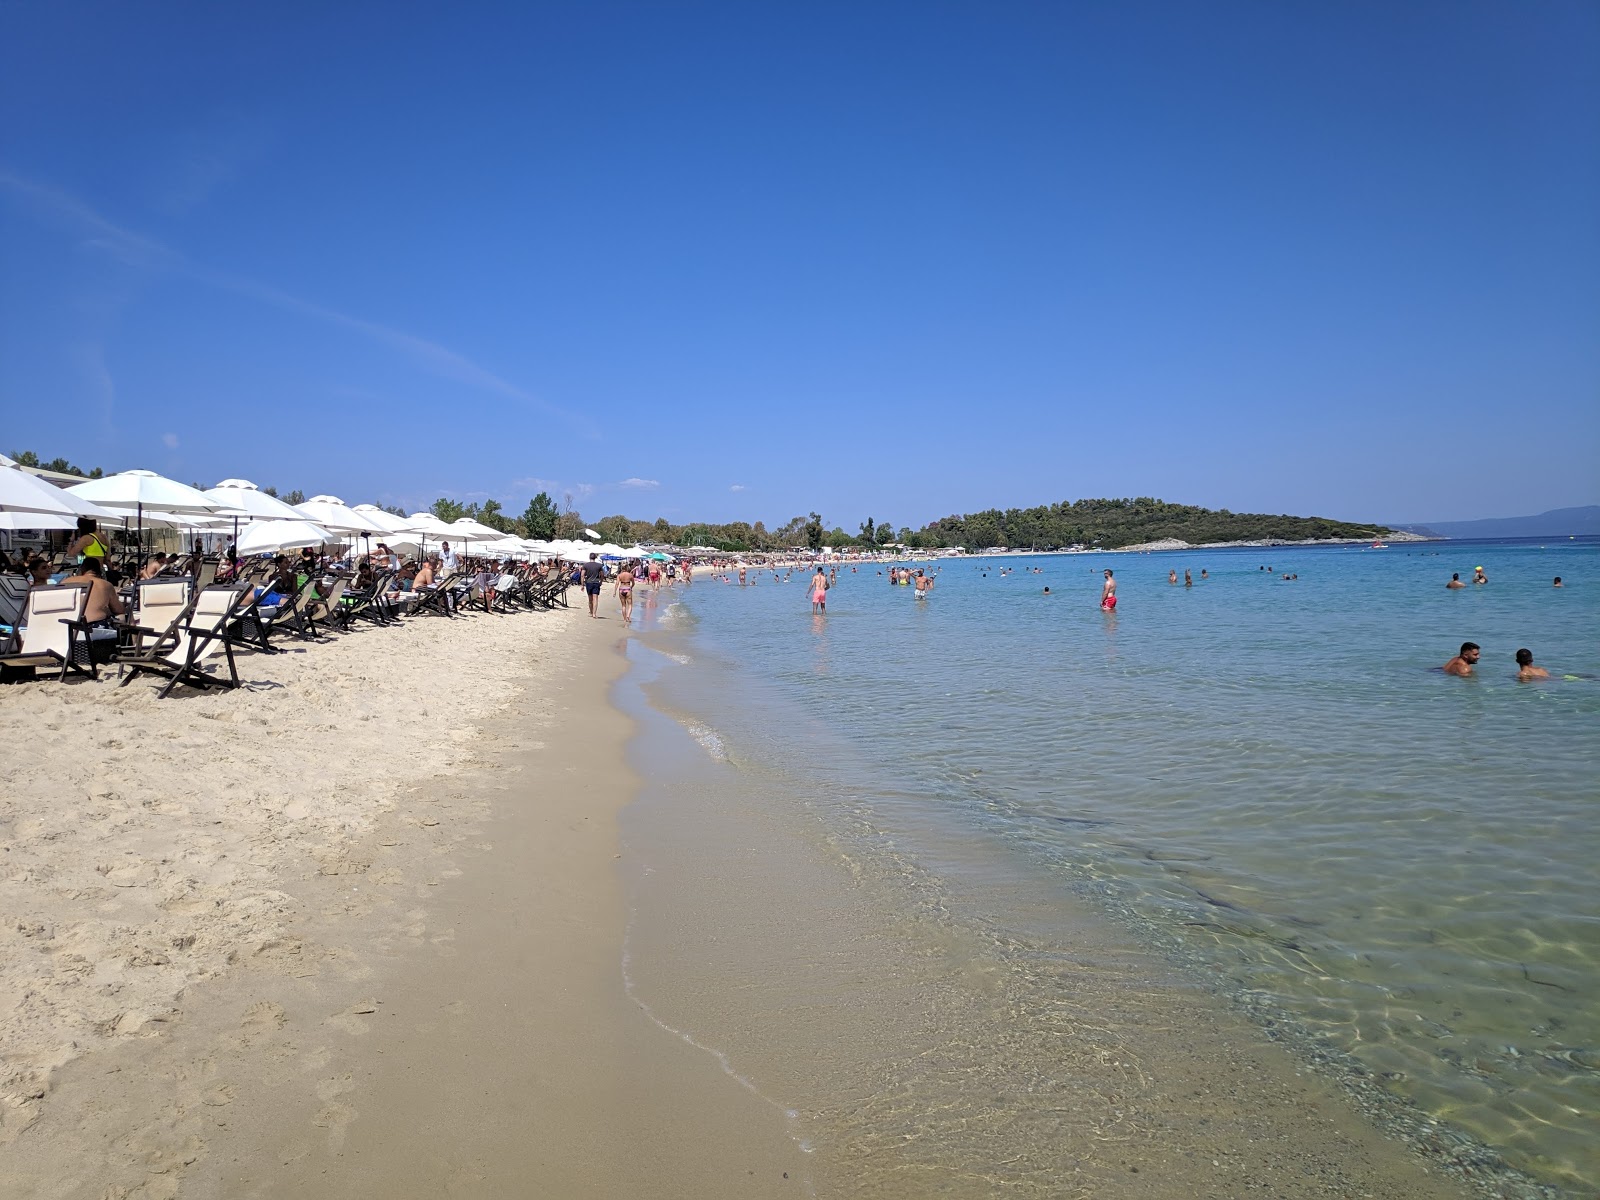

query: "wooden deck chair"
left=125, top=579, right=195, bottom=654
left=0, top=584, right=92, bottom=681
left=408, top=573, right=462, bottom=617
left=119, top=585, right=250, bottom=697
left=248, top=578, right=321, bottom=649
left=306, top=576, right=349, bottom=628
left=0, top=575, right=30, bottom=653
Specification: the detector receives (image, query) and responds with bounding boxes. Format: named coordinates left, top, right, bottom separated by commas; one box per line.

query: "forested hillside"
left=909, top=498, right=1390, bottom=550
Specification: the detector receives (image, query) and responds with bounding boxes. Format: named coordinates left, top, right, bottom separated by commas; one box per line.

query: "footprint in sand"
left=238, top=1000, right=287, bottom=1046
left=311, top=1072, right=357, bottom=1151
left=325, top=998, right=380, bottom=1036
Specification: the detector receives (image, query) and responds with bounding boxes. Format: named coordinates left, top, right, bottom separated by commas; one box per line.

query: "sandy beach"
left=2, top=605, right=812, bottom=1198
left=2, top=594, right=1492, bottom=1199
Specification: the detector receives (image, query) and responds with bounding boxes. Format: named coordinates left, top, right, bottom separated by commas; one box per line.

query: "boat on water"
left=1370, top=540, right=1388, bottom=549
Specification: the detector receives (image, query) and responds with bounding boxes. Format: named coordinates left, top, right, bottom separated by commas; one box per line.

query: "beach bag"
left=69, top=625, right=119, bottom=667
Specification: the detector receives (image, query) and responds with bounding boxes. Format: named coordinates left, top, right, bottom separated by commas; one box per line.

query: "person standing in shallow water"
left=811, top=566, right=828, bottom=614
left=1447, top=573, right=1466, bottom=589
left=1100, top=569, right=1117, bottom=611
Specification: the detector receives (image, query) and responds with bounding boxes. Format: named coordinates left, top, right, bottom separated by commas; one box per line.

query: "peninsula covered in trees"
left=533, top=495, right=1392, bottom=553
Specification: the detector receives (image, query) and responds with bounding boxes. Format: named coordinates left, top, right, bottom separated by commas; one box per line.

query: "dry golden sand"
left=0, top=608, right=575, bottom=1186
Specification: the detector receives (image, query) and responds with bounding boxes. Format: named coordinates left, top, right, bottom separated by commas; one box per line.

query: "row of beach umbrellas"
left=0, top=459, right=675, bottom=563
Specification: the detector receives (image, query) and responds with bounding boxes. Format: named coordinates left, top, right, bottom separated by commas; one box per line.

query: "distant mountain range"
left=1392, top=506, right=1600, bottom=540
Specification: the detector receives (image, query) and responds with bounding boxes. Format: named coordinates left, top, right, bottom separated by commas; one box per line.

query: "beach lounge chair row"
left=0, top=566, right=571, bottom=694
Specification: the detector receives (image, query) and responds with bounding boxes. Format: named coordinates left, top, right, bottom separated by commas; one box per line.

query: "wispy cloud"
left=0, top=170, right=596, bottom=437
left=161, top=433, right=179, bottom=449
left=511, top=476, right=594, bottom=501
left=730, top=483, right=747, bottom=492
left=149, top=112, right=274, bottom=216
left=619, top=477, right=660, bottom=489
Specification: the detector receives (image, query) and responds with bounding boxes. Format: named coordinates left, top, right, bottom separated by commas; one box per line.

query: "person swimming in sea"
left=1514, top=648, right=1550, bottom=680
left=1473, top=566, right=1488, bottom=585
left=1443, top=642, right=1480, bottom=676
left=1168, top=570, right=1178, bottom=584
left=1447, top=573, right=1466, bottom=589
left=1553, top=576, right=1563, bottom=588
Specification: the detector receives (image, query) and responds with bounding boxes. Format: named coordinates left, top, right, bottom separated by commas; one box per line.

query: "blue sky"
left=2, top=2, right=1595, bottom=527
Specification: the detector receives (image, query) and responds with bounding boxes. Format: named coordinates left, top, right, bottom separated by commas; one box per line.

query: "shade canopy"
left=68, top=469, right=226, bottom=516
left=448, top=517, right=506, bottom=542
left=405, top=513, right=454, bottom=536
left=236, top=519, right=339, bottom=555
left=0, top=510, right=80, bottom=531
left=1, top=462, right=119, bottom=518
left=205, top=479, right=306, bottom=520
left=139, top=509, right=239, bottom=530
left=351, top=504, right=424, bottom=537
left=293, top=495, right=387, bottom=534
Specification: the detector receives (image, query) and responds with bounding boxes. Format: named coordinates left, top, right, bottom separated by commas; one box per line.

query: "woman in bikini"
left=615, top=563, right=637, bottom=626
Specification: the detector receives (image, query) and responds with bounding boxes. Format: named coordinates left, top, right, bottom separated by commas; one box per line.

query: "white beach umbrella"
left=351, top=504, right=424, bottom=537
left=1, top=460, right=119, bottom=519
left=449, top=517, right=506, bottom=542
left=236, top=519, right=339, bottom=556
left=293, top=495, right=387, bottom=535
left=68, top=469, right=224, bottom=515
left=406, top=512, right=454, bottom=534
left=402, top=512, right=466, bottom=560
left=485, top=536, right=531, bottom=557
left=204, top=479, right=306, bottom=521
left=67, top=468, right=227, bottom=552
left=0, top=510, right=80, bottom=531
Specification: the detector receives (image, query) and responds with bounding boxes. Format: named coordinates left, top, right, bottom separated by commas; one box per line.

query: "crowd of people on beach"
left=0, top=512, right=579, bottom=689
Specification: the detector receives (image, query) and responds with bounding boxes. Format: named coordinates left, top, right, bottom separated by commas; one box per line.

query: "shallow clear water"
left=637, top=539, right=1599, bottom=1194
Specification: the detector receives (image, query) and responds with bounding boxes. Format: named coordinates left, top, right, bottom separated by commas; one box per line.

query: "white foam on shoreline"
left=680, top=718, right=728, bottom=762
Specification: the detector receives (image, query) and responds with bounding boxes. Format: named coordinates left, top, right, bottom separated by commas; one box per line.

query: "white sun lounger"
left=119, top=584, right=250, bottom=697
left=0, top=584, right=92, bottom=681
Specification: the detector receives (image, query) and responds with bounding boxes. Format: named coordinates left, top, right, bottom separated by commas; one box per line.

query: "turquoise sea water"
left=636, top=539, right=1598, bottom=1195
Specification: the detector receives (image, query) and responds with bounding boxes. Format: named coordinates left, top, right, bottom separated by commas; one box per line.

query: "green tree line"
left=9, top=449, right=1388, bottom=551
